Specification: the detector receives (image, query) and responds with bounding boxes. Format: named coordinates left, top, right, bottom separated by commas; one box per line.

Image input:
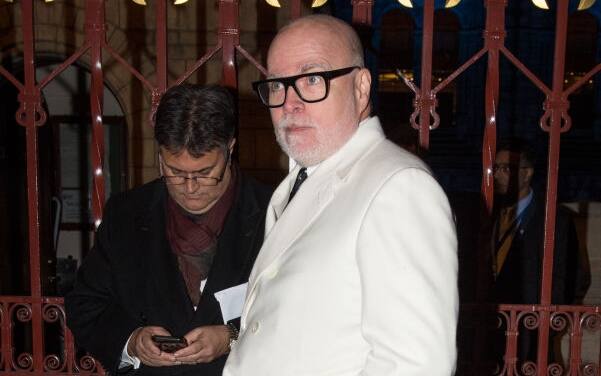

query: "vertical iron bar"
left=351, top=0, right=373, bottom=25
left=481, top=0, right=505, bottom=216
left=290, top=0, right=301, bottom=20
left=20, top=0, right=44, bottom=371
left=1, top=303, right=9, bottom=370
left=151, top=0, right=168, bottom=124
left=156, top=0, right=168, bottom=94
left=472, top=1, right=506, bottom=373
left=418, top=0, right=434, bottom=151
left=474, top=0, right=506, bottom=302
left=504, top=311, right=518, bottom=376
left=219, top=0, right=239, bottom=89
left=537, top=0, right=569, bottom=373
left=568, top=312, right=582, bottom=375
left=85, top=0, right=106, bottom=227
left=156, top=0, right=167, bottom=92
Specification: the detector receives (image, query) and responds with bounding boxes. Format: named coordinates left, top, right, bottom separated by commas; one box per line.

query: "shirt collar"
left=516, top=189, right=534, bottom=218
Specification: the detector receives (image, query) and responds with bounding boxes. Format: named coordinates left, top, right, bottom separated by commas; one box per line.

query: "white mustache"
left=277, top=116, right=315, bottom=130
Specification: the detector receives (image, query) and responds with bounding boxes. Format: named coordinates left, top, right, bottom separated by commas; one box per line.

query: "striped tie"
left=496, top=205, right=517, bottom=274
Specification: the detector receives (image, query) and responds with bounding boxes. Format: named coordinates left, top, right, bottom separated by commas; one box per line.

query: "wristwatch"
left=226, top=322, right=239, bottom=351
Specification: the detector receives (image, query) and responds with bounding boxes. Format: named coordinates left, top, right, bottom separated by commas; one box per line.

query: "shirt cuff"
left=119, top=332, right=141, bottom=370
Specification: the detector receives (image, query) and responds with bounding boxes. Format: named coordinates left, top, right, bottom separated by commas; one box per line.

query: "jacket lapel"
left=193, top=176, right=264, bottom=326
left=248, top=117, right=386, bottom=295
left=136, top=184, right=194, bottom=335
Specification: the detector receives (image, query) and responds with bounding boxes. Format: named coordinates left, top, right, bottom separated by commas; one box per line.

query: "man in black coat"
left=490, top=139, right=589, bottom=366
left=65, top=84, right=272, bottom=376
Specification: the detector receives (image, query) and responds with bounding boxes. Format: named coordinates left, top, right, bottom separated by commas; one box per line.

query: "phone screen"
left=151, top=335, right=188, bottom=353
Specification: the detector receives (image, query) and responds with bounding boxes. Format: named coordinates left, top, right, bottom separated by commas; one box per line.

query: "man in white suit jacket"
left=223, top=15, right=458, bottom=376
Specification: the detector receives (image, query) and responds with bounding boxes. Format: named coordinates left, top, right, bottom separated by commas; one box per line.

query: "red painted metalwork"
left=535, top=1, right=569, bottom=373
left=220, top=0, right=240, bottom=88
left=152, top=0, right=168, bottom=121
left=87, top=0, right=107, bottom=228
left=18, top=0, right=44, bottom=373
left=290, top=0, right=302, bottom=19
left=1, top=1, right=601, bottom=375
left=351, top=0, right=373, bottom=25
left=418, top=0, right=435, bottom=151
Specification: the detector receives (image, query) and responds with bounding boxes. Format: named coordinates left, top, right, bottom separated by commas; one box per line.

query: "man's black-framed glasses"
left=160, top=148, right=230, bottom=187
left=252, top=66, right=360, bottom=108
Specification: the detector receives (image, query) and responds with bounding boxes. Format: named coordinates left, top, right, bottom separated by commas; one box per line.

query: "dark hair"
left=154, top=84, right=236, bottom=157
left=496, top=138, right=536, bottom=167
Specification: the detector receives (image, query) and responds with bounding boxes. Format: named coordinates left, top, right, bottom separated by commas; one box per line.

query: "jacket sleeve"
left=65, top=199, right=139, bottom=374
left=356, top=167, right=459, bottom=376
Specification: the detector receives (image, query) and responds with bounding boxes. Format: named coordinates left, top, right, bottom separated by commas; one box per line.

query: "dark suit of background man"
left=491, top=139, right=589, bottom=364
left=65, top=84, right=272, bottom=376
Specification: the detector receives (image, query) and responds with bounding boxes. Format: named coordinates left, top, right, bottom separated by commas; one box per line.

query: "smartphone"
left=151, top=335, right=188, bottom=353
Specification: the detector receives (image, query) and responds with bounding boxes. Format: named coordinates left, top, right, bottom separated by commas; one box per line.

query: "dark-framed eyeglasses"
left=160, top=148, right=230, bottom=187
left=493, top=164, right=530, bottom=174
left=252, top=66, right=360, bottom=108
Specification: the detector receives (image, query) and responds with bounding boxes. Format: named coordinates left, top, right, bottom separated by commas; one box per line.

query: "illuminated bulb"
left=398, top=0, right=461, bottom=7
left=131, top=0, right=189, bottom=4
left=577, top=0, right=595, bottom=10
left=532, top=0, right=550, bottom=8
left=532, top=0, right=595, bottom=9
left=311, top=0, right=328, bottom=7
left=264, top=0, right=281, bottom=7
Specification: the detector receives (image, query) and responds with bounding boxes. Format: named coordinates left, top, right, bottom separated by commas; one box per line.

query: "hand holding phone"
left=151, top=335, right=188, bottom=353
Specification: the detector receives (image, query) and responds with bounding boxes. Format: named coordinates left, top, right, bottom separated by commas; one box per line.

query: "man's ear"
left=354, top=68, right=371, bottom=115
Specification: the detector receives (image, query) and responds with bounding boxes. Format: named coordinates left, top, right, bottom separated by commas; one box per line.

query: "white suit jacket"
left=224, top=117, right=458, bottom=375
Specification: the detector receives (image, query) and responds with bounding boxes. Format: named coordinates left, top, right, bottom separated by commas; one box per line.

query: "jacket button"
left=266, top=268, right=278, bottom=279
left=251, top=321, right=260, bottom=333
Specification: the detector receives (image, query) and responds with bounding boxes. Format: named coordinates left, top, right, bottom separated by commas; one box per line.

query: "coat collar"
left=248, top=117, right=386, bottom=292
left=135, top=175, right=265, bottom=333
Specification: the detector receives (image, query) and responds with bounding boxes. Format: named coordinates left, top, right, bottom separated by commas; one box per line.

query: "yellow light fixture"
left=398, top=0, right=461, bottom=8
left=131, top=0, right=190, bottom=5
left=577, top=0, right=595, bottom=9
left=264, top=0, right=281, bottom=7
left=532, top=0, right=596, bottom=10
left=311, top=0, right=328, bottom=7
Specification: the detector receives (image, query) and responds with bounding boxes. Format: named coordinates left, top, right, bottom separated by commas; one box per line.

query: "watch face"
left=227, top=323, right=239, bottom=351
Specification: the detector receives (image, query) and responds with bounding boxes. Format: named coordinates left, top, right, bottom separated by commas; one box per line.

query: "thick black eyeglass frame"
left=252, top=66, right=360, bottom=108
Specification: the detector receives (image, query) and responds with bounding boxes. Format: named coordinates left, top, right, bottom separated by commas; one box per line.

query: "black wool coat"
left=65, top=175, right=272, bottom=376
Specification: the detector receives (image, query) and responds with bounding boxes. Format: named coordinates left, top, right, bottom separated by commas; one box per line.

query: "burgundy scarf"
left=165, top=166, right=238, bottom=306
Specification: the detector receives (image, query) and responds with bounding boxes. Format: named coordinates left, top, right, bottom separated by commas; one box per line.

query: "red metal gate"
left=0, top=1, right=599, bottom=375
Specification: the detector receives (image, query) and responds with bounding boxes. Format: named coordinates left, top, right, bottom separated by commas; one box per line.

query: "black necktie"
left=288, top=168, right=307, bottom=204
